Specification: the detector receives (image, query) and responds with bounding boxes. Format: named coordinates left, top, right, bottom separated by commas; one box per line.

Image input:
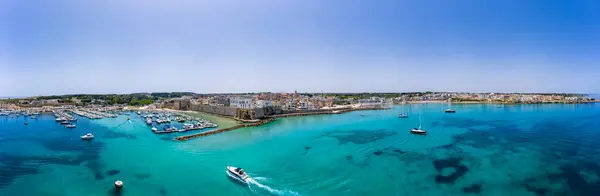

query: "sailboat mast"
left=419, top=112, right=422, bottom=129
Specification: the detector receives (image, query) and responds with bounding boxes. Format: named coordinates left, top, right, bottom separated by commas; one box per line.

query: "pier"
left=269, top=107, right=390, bottom=118
left=174, top=118, right=276, bottom=141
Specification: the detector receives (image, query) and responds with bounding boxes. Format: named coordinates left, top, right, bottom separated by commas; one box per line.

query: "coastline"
left=399, top=100, right=599, bottom=104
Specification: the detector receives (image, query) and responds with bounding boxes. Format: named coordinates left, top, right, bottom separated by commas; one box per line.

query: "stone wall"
left=190, top=104, right=237, bottom=117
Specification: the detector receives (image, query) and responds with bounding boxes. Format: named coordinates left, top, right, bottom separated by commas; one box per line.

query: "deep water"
left=1, top=103, right=599, bottom=195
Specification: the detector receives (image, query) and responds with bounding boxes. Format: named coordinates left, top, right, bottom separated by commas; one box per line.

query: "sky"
left=1, top=0, right=599, bottom=96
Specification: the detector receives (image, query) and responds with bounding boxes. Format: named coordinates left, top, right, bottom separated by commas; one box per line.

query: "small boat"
left=30, top=116, right=37, bottom=119
left=81, top=133, right=94, bottom=140
left=410, top=127, right=426, bottom=134
left=398, top=113, right=408, bottom=118
left=66, top=124, right=76, bottom=128
left=151, top=127, right=158, bottom=132
left=60, top=121, right=70, bottom=124
left=24, top=122, right=28, bottom=125
left=127, top=117, right=131, bottom=121
left=411, top=113, right=426, bottom=134
left=444, top=109, right=456, bottom=113
left=226, top=166, right=249, bottom=182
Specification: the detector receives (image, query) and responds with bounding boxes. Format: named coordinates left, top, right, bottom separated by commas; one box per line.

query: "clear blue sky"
left=2, top=0, right=599, bottom=96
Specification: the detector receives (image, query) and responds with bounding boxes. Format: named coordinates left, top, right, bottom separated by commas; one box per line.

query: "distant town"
left=1, top=92, right=596, bottom=120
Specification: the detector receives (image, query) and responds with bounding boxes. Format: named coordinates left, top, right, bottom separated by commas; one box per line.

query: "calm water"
left=1, top=104, right=600, bottom=196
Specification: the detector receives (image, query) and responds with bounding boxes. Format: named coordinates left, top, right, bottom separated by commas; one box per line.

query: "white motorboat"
left=151, top=127, right=158, bottom=132
left=226, top=166, right=249, bottom=182
left=398, top=113, right=408, bottom=118
left=81, top=133, right=95, bottom=140
left=66, top=124, right=76, bottom=128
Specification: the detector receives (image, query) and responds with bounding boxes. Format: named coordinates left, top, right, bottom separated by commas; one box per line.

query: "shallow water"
left=1, top=103, right=600, bottom=195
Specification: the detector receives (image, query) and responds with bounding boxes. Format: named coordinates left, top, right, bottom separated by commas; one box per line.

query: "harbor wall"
left=190, top=104, right=237, bottom=117
left=174, top=118, right=276, bottom=141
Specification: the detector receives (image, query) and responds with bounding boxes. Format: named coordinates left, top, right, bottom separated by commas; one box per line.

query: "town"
left=1, top=92, right=596, bottom=120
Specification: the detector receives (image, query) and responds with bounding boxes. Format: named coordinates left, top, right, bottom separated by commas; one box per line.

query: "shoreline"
left=399, top=101, right=599, bottom=104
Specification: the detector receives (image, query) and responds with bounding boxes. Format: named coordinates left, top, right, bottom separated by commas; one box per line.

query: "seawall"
left=174, top=118, right=276, bottom=141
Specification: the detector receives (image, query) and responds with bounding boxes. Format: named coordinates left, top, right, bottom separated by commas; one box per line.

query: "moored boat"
left=81, top=133, right=94, bottom=140
left=410, top=127, right=426, bottom=134
left=444, top=109, right=456, bottom=113
left=66, top=124, right=76, bottom=128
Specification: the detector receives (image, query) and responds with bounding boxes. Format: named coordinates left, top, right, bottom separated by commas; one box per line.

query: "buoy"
left=114, top=180, right=123, bottom=189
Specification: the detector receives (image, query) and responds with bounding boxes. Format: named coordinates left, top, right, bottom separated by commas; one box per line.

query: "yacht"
left=56, top=117, right=66, bottom=122
left=410, top=127, right=426, bottom=134
left=226, top=166, right=249, bottom=182
left=146, top=118, right=152, bottom=125
left=81, top=133, right=95, bottom=140
left=444, top=109, right=456, bottom=113
left=411, top=113, right=426, bottom=134
left=66, top=124, right=76, bottom=128
left=398, top=113, right=408, bottom=118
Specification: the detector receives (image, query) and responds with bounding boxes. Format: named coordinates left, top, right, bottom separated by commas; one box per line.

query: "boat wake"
left=226, top=171, right=299, bottom=196
left=247, top=177, right=300, bottom=196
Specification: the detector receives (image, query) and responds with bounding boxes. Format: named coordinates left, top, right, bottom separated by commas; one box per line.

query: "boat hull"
left=226, top=166, right=249, bottom=183
left=410, top=129, right=426, bottom=134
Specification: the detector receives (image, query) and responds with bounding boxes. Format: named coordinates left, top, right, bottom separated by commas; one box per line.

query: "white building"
left=253, top=100, right=271, bottom=108
left=298, top=100, right=312, bottom=109
left=230, top=97, right=253, bottom=109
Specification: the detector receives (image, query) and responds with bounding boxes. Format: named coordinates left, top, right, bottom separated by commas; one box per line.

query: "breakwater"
left=269, top=107, right=390, bottom=118
left=174, top=118, right=276, bottom=141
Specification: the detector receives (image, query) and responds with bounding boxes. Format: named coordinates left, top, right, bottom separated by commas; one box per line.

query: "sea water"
left=1, top=103, right=600, bottom=196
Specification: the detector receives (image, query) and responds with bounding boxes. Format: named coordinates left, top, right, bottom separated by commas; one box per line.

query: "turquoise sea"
left=1, top=103, right=600, bottom=196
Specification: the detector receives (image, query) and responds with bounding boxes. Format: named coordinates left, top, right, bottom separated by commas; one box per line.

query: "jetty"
left=174, top=118, right=276, bottom=141
left=269, top=107, right=390, bottom=118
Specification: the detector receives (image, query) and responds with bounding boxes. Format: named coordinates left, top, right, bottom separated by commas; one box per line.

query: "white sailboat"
left=410, top=112, right=426, bottom=134
left=445, top=102, right=456, bottom=113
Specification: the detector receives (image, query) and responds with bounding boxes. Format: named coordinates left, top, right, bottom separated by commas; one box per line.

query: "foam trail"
left=247, top=178, right=300, bottom=196
left=253, top=177, right=267, bottom=181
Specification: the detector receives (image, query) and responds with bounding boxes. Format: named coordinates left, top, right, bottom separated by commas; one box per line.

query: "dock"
left=174, top=118, right=276, bottom=141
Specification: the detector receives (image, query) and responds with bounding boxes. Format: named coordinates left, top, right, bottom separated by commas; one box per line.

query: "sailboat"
left=410, top=112, right=426, bottom=134
left=445, top=102, right=456, bottom=113
left=398, top=105, right=408, bottom=118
